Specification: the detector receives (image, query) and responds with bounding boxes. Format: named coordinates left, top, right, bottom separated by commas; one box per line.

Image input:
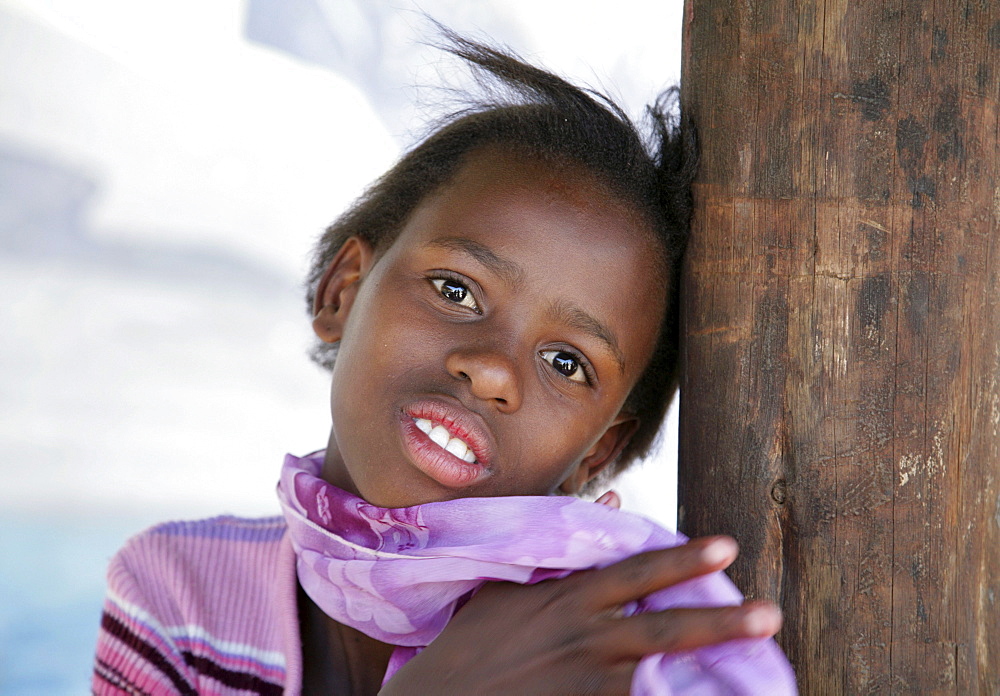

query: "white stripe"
left=164, top=623, right=287, bottom=668
left=107, top=589, right=286, bottom=668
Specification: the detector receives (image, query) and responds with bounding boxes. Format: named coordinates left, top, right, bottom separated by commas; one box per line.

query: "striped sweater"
left=93, top=516, right=304, bottom=695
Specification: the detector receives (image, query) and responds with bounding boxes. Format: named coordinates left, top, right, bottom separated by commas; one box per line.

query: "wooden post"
left=679, top=1, right=1000, bottom=691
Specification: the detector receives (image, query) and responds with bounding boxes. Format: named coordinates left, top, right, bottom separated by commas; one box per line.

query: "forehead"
left=386, top=148, right=666, bottom=377
left=406, top=148, right=663, bottom=267
left=442, top=148, right=652, bottom=233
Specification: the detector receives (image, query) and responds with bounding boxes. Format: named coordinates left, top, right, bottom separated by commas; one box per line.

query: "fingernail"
left=595, top=491, right=621, bottom=508
left=701, top=536, right=738, bottom=565
left=742, top=604, right=782, bottom=636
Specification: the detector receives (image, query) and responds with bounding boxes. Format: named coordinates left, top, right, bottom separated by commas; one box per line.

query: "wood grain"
left=679, top=0, right=1000, bottom=691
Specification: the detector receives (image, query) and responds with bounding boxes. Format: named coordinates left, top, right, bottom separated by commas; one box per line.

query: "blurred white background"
left=0, top=1, right=682, bottom=691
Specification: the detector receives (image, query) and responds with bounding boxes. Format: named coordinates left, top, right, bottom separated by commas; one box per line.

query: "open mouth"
left=412, top=417, right=478, bottom=463
left=398, top=401, right=492, bottom=490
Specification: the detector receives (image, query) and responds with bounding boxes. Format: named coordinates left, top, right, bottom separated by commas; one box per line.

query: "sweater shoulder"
left=95, top=515, right=296, bottom=695
left=137, top=514, right=288, bottom=545
left=109, top=514, right=287, bottom=592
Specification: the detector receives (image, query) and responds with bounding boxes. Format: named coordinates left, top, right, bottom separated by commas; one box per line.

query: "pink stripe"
left=95, top=635, right=185, bottom=694
left=108, top=600, right=285, bottom=683
left=104, top=600, right=188, bottom=669
left=173, top=636, right=285, bottom=682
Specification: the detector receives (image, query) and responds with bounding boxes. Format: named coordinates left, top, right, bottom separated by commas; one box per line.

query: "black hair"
left=306, top=31, right=695, bottom=480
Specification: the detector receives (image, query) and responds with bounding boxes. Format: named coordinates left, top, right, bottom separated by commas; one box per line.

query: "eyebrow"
left=426, top=237, right=524, bottom=287
left=549, top=300, right=627, bottom=376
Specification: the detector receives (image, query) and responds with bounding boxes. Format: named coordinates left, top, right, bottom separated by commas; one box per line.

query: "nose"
left=445, top=345, right=522, bottom=412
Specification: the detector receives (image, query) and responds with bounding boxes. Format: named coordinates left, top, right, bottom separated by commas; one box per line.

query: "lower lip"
left=398, top=414, right=491, bottom=489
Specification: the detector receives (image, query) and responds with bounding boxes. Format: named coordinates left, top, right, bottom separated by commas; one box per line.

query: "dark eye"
left=431, top=277, right=479, bottom=311
left=540, top=350, right=587, bottom=383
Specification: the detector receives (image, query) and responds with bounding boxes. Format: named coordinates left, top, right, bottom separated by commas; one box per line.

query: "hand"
left=380, top=535, right=782, bottom=695
left=594, top=490, right=621, bottom=508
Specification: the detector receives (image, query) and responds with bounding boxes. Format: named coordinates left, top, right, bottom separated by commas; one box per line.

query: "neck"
left=298, top=583, right=395, bottom=696
left=321, top=430, right=361, bottom=498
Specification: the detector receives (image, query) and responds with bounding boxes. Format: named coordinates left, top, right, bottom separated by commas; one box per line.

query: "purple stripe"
left=101, top=611, right=198, bottom=696
left=172, top=636, right=285, bottom=682
left=182, top=652, right=284, bottom=696
left=94, top=657, right=153, bottom=696
left=150, top=516, right=286, bottom=542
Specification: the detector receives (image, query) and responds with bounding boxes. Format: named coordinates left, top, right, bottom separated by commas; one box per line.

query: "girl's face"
left=313, top=149, right=665, bottom=508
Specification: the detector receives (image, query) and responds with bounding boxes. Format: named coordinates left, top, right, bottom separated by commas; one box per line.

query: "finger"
left=565, top=662, right=636, bottom=696
left=582, top=536, right=739, bottom=609
left=598, top=601, right=783, bottom=658
left=594, top=490, right=621, bottom=508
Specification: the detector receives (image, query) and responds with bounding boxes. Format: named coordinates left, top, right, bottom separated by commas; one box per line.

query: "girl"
left=93, top=34, right=796, bottom=695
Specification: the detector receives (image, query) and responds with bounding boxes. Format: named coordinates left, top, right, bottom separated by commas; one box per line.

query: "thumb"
left=594, top=490, right=621, bottom=509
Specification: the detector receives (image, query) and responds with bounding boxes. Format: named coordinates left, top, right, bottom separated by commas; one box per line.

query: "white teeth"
left=445, top=438, right=468, bottom=460
left=428, top=425, right=450, bottom=448
left=414, top=418, right=433, bottom=434
left=414, top=417, right=478, bottom=463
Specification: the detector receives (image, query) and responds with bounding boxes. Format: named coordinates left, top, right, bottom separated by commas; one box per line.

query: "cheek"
left=334, top=285, right=444, bottom=393
left=515, top=410, right=605, bottom=473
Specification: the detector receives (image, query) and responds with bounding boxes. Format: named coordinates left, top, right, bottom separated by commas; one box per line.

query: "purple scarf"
left=278, top=452, right=796, bottom=694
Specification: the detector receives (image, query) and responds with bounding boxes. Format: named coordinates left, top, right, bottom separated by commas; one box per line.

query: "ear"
left=312, top=236, right=375, bottom=343
left=558, top=415, right=640, bottom=495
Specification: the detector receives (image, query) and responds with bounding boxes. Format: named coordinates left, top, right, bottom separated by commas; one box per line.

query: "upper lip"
left=402, top=396, right=494, bottom=467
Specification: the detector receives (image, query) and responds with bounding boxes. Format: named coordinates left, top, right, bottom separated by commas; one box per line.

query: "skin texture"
left=312, top=149, right=664, bottom=508
left=381, top=538, right=781, bottom=696
left=305, top=150, right=783, bottom=694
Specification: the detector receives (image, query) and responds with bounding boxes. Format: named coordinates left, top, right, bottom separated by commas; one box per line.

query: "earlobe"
left=312, top=236, right=375, bottom=344
left=558, top=416, right=639, bottom=495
